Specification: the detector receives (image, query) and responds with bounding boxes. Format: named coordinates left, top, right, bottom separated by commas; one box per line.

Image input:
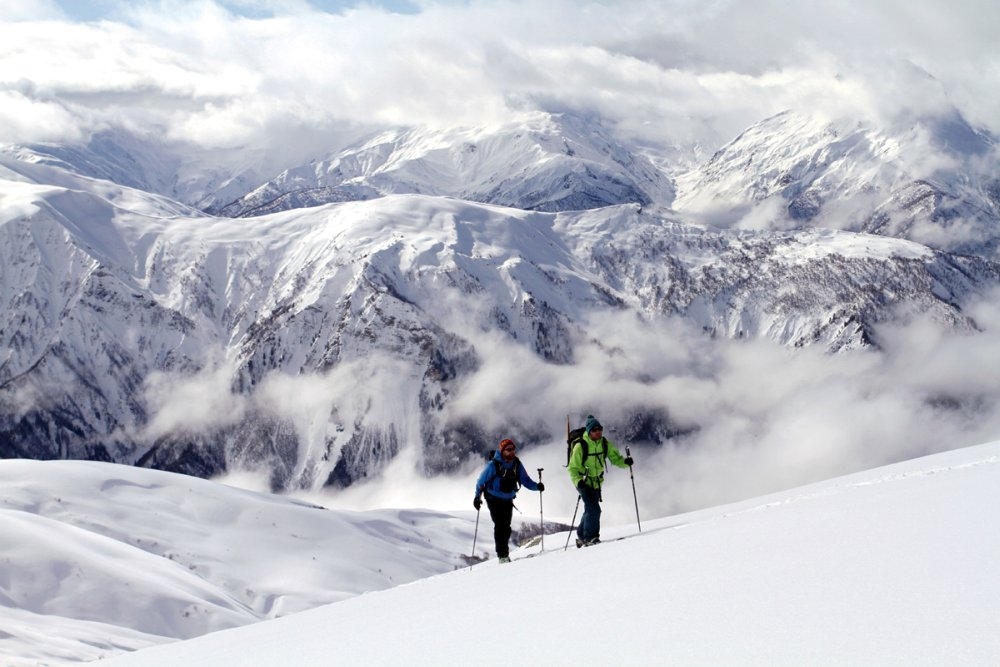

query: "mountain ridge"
left=675, top=109, right=1000, bottom=257
left=1, top=107, right=999, bottom=490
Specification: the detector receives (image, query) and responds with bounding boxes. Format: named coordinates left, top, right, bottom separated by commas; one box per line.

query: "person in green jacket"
left=568, top=415, right=632, bottom=547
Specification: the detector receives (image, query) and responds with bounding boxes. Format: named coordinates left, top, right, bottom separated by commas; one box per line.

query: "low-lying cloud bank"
left=206, top=290, right=1000, bottom=525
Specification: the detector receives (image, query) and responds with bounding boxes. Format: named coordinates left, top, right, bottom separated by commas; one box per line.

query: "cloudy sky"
left=2, top=0, right=997, bottom=163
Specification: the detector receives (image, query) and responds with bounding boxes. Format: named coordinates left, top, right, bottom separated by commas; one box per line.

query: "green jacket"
left=568, top=432, right=628, bottom=489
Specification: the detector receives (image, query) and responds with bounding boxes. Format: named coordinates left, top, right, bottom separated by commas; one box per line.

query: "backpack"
left=485, top=451, right=522, bottom=494
left=566, top=427, right=607, bottom=469
left=565, top=427, right=586, bottom=465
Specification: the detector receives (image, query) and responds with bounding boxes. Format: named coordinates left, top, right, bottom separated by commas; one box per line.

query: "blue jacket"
left=475, top=452, right=540, bottom=501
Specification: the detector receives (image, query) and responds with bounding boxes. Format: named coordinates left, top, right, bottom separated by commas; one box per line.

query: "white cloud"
left=1, top=0, right=996, bottom=158
left=141, top=358, right=248, bottom=441
left=0, top=90, right=84, bottom=143
left=433, top=301, right=1000, bottom=521
left=128, top=292, right=1000, bottom=525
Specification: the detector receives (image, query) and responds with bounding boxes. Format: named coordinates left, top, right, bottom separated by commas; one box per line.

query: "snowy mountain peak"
left=674, top=109, right=1000, bottom=256
left=213, top=112, right=676, bottom=217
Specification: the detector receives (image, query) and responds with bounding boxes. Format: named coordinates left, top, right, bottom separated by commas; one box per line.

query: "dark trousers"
left=577, top=485, right=602, bottom=542
left=485, top=494, right=514, bottom=558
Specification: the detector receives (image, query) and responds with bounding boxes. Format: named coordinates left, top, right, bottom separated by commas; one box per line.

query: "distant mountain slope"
left=9, top=108, right=997, bottom=261
left=4, top=112, right=677, bottom=218
left=213, top=112, right=676, bottom=216
left=674, top=110, right=1000, bottom=257
left=2, top=153, right=997, bottom=489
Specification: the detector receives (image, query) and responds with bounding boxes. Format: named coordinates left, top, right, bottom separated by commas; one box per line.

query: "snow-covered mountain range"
left=675, top=109, right=1000, bottom=256
left=2, top=108, right=999, bottom=492
left=214, top=112, right=676, bottom=217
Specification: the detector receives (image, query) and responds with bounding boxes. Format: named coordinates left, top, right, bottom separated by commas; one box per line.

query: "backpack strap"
left=492, top=456, right=522, bottom=489
left=578, top=437, right=608, bottom=470
left=493, top=456, right=521, bottom=472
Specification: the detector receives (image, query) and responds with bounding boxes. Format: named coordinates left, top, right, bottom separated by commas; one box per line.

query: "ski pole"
left=471, top=506, right=481, bottom=559
left=626, top=446, right=641, bottom=533
left=564, top=414, right=571, bottom=467
left=537, top=468, right=545, bottom=551
left=563, top=494, right=581, bottom=551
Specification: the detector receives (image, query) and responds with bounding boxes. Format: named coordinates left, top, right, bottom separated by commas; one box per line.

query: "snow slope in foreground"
left=103, top=440, right=1000, bottom=666
left=0, top=461, right=478, bottom=666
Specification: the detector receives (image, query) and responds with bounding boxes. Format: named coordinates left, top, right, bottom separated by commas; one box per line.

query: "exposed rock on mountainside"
left=1, top=107, right=998, bottom=489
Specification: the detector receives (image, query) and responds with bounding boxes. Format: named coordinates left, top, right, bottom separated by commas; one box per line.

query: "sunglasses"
left=502, top=445, right=516, bottom=453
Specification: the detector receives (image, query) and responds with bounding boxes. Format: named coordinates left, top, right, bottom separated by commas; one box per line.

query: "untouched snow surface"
left=0, top=461, right=477, bottom=666
left=3, top=442, right=998, bottom=665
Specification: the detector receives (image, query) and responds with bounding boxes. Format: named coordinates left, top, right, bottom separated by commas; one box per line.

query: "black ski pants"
left=484, top=493, right=514, bottom=558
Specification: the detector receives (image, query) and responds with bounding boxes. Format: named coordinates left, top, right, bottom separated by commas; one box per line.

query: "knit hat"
left=499, top=438, right=516, bottom=453
left=584, top=415, right=602, bottom=433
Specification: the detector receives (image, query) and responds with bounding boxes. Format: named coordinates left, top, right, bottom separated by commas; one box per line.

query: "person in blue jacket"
left=473, top=438, right=544, bottom=563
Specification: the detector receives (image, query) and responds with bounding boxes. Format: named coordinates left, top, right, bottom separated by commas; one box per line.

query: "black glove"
left=537, top=482, right=545, bottom=492
left=473, top=497, right=482, bottom=510
left=577, top=480, right=586, bottom=491
left=624, top=456, right=634, bottom=466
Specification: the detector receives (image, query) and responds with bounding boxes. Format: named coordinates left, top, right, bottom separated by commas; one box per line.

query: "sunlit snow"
left=2, top=442, right=998, bottom=665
